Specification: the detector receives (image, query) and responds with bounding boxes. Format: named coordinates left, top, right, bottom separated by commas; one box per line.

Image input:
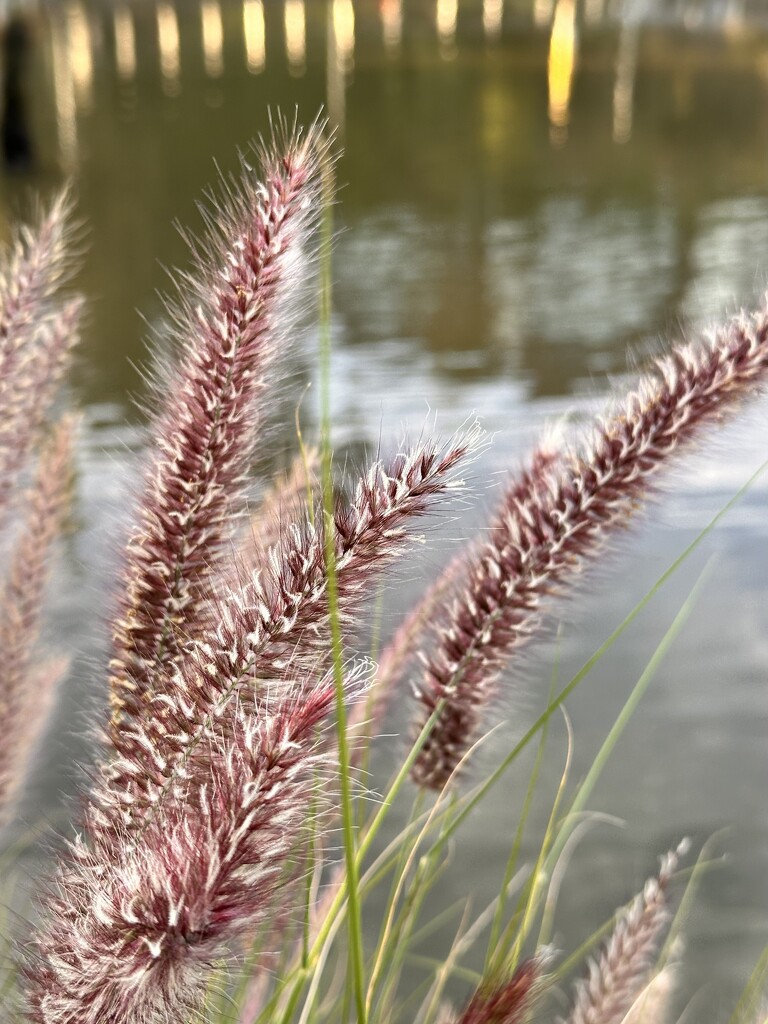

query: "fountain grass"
left=1, top=116, right=767, bottom=1023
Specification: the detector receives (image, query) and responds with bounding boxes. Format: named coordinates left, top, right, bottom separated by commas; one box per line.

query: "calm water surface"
left=3, top=0, right=768, bottom=1016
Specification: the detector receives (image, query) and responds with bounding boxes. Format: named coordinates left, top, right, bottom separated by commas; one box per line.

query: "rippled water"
left=3, top=0, right=768, bottom=1016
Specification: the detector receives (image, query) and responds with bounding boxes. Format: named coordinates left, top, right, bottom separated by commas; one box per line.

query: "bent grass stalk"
left=485, top=658, right=563, bottom=975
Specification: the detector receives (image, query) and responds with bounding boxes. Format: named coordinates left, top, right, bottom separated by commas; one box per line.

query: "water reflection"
left=2, top=13, right=35, bottom=171
left=436, top=0, right=458, bottom=56
left=113, top=4, right=137, bottom=82
left=6, top=0, right=765, bottom=179
left=50, top=13, right=78, bottom=170
left=547, top=0, right=577, bottom=142
left=243, top=0, right=265, bottom=73
left=6, top=0, right=767, bottom=395
left=483, top=0, right=504, bottom=41
left=327, top=0, right=355, bottom=129
left=534, top=0, right=554, bottom=28
left=284, top=0, right=306, bottom=76
left=584, top=0, right=605, bottom=24
left=332, top=0, right=355, bottom=73
left=201, top=0, right=224, bottom=78
left=380, top=0, right=402, bottom=54
left=156, top=1, right=181, bottom=95
left=66, top=2, right=94, bottom=113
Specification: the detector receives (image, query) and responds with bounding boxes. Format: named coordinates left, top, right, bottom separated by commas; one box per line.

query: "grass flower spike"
left=0, top=193, right=80, bottom=527
left=100, top=429, right=482, bottom=830
left=25, top=670, right=367, bottom=1024
left=108, top=116, right=331, bottom=742
left=412, top=308, right=768, bottom=789
left=450, top=955, right=545, bottom=1024
left=563, top=841, right=686, bottom=1024
left=0, top=417, right=75, bottom=822
left=0, top=192, right=80, bottom=824
left=6, top=117, right=768, bottom=1024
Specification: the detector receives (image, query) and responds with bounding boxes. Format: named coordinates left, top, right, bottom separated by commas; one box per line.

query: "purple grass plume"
left=0, top=189, right=73, bottom=354
left=25, top=669, right=368, bottom=1024
left=0, top=417, right=76, bottom=823
left=450, top=954, right=546, bottom=1024
left=98, top=427, right=483, bottom=831
left=562, top=841, right=687, bottom=1024
left=411, top=306, right=768, bottom=789
left=0, top=192, right=81, bottom=528
left=107, top=116, right=331, bottom=745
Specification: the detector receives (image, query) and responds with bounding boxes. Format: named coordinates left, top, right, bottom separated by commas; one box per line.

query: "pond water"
left=3, top=0, right=768, bottom=1018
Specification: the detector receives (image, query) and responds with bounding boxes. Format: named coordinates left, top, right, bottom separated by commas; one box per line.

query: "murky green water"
left=3, top=0, right=768, bottom=1017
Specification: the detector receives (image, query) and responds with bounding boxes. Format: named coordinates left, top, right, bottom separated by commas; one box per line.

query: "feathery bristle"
left=99, top=427, right=483, bottom=830
left=0, top=189, right=80, bottom=528
left=25, top=670, right=357, bottom=1024
left=412, top=307, right=768, bottom=789
left=108, top=118, right=332, bottom=741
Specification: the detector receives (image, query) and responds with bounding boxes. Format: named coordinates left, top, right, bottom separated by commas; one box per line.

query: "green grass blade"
left=543, top=560, right=711, bottom=879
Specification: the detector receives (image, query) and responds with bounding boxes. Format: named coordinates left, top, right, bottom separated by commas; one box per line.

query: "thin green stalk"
left=502, top=711, right=573, bottom=975
left=537, top=812, right=623, bottom=953
left=420, top=881, right=519, bottom=1024
left=294, top=383, right=315, bottom=527
left=543, top=561, right=711, bottom=881
left=659, top=834, right=727, bottom=967
left=367, top=790, right=426, bottom=1003
left=302, top=782, right=322, bottom=968
left=317, top=153, right=367, bottom=1024
left=484, top=654, right=560, bottom=973
left=356, top=585, right=388, bottom=831
left=374, top=850, right=451, bottom=1021
left=407, top=957, right=483, bottom=986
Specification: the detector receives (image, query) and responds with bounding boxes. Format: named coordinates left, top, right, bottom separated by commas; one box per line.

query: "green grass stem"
left=317, top=152, right=367, bottom=1024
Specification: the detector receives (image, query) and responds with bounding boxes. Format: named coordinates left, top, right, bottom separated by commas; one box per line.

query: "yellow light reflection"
left=613, top=23, right=639, bottom=144
left=51, top=16, right=78, bottom=170
left=332, top=0, right=355, bottom=73
left=157, top=1, right=181, bottom=94
left=533, top=0, right=554, bottom=28
left=66, top=3, right=93, bottom=112
left=202, top=0, right=225, bottom=78
left=381, top=0, right=402, bottom=54
left=547, top=0, right=577, bottom=140
left=114, top=5, right=137, bottom=81
left=436, top=0, right=458, bottom=52
left=243, top=0, right=265, bottom=73
left=285, top=0, right=306, bottom=74
left=483, top=0, right=503, bottom=40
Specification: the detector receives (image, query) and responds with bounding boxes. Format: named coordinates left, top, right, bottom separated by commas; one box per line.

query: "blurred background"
left=2, top=0, right=768, bottom=1018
